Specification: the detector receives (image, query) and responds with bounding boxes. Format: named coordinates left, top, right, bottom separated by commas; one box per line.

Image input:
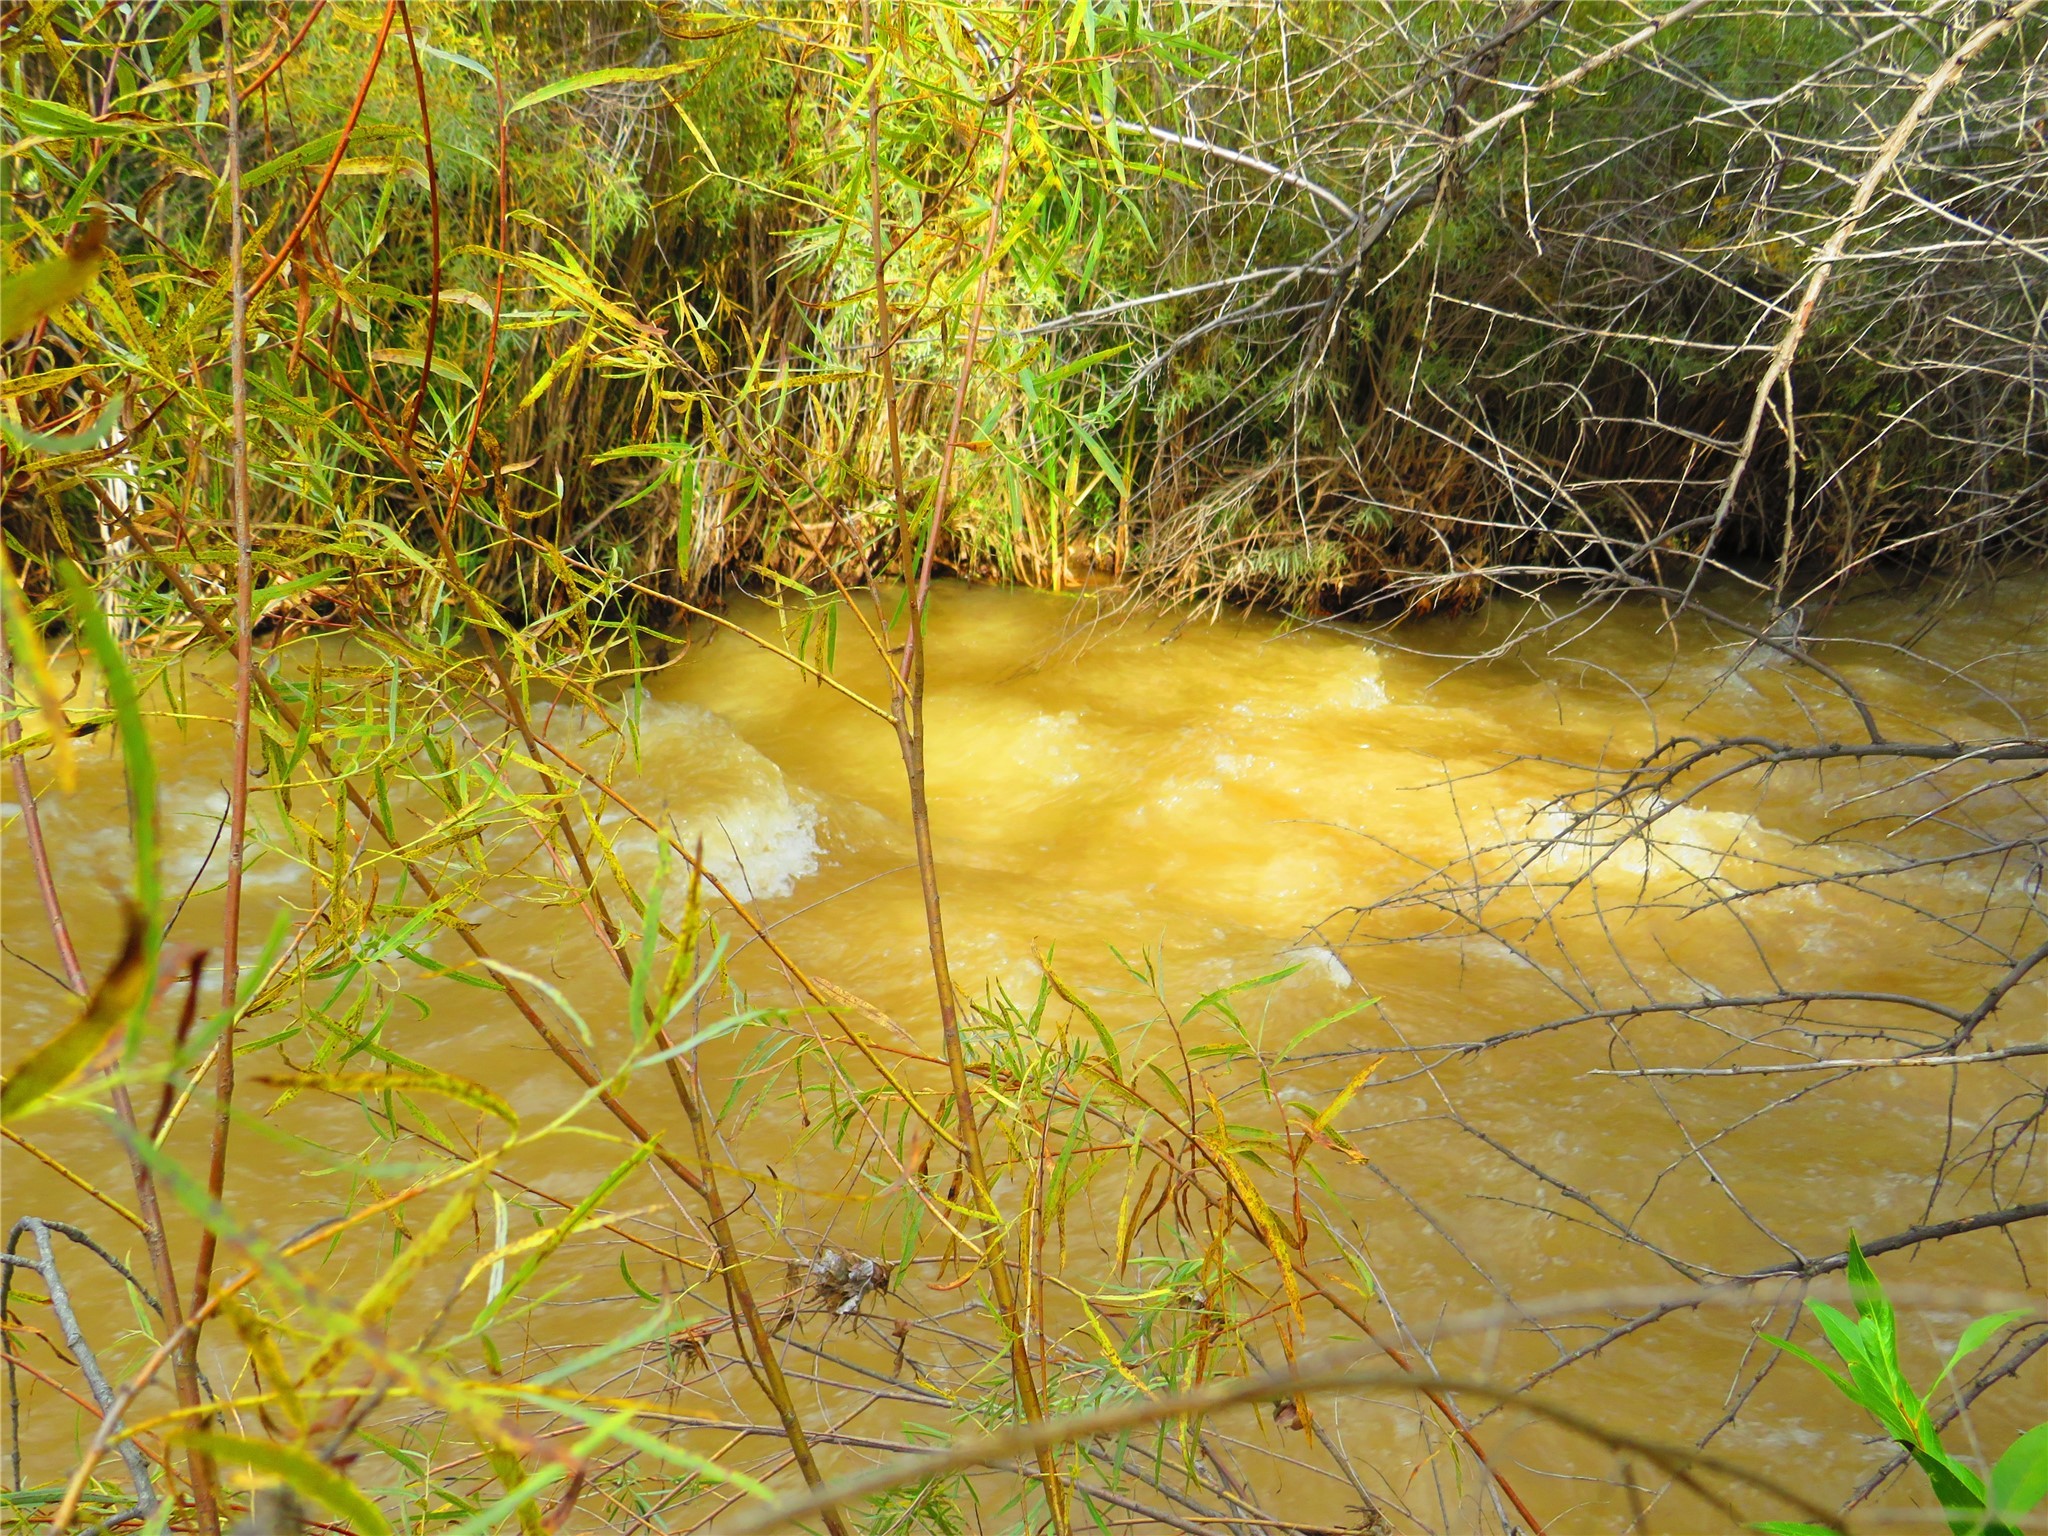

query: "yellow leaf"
left=255, top=1069, right=515, bottom=1125
left=434, top=288, right=498, bottom=317
left=1202, top=1091, right=1306, bottom=1340
left=1311, top=1057, right=1383, bottom=1137
left=1080, top=1295, right=1151, bottom=1394
left=1, top=217, right=106, bottom=339
left=509, top=61, right=702, bottom=115
left=224, top=1300, right=307, bottom=1433
left=0, top=364, right=97, bottom=400
left=178, top=1433, right=392, bottom=1536
left=1, top=907, right=147, bottom=1124
left=515, top=332, right=589, bottom=413
left=484, top=1446, right=547, bottom=1536
left=0, top=547, right=78, bottom=791
left=460, top=1206, right=659, bottom=1290
left=305, top=1171, right=489, bottom=1378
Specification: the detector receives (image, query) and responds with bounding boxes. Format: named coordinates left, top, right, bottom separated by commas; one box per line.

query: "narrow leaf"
left=1930, top=1308, right=2030, bottom=1394
left=509, top=63, right=699, bottom=115
left=180, top=1432, right=393, bottom=1536
left=0, top=907, right=147, bottom=1123
left=2, top=217, right=107, bottom=339
left=61, top=559, right=159, bottom=924
left=1991, top=1423, right=2048, bottom=1520
left=255, top=1070, right=516, bottom=1126
left=1759, top=1332, right=1854, bottom=1399
left=0, top=94, right=166, bottom=141
left=0, top=546, right=75, bottom=790
left=240, top=124, right=408, bottom=192
left=1311, top=1057, right=1383, bottom=1136
left=369, top=347, right=475, bottom=389
left=0, top=393, right=126, bottom=454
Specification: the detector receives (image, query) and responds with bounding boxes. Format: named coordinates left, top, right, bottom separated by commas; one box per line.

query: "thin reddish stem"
left=191, top=0, right=254, bottom=1373
left=397, top=0, right=441, bottom=438
left=246, top=0, right=397, bottom=304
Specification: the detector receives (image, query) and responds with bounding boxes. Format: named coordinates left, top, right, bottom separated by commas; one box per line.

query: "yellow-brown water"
left=5, top=579, right=2043, bottom=1532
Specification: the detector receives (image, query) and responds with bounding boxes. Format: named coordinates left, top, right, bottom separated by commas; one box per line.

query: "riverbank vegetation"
left=3, top=3, right=2044, bottom=1534
left=9, top=0, right=2047, bottom=618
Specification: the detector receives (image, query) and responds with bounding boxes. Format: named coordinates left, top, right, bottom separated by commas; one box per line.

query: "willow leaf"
left=179, top=1433, right=393, bottom=1536
left=255, top=1070, right=516, bottom=1126
left=2, top=217, right=106, bottom=339
left=509, top=62, right=699, bottom=115
left=0, top=907, right=147, bottom=1124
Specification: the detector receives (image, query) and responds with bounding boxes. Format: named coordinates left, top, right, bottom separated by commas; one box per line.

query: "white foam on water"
left=1222, top=647, right=1387, bottom=720
left=1514, top=795, right=1763, bottom=886
left=566, top=700, right=821, bottom=902
left=160, top=786, right=307, bottom=893
left=25, top=747, right=315, bottom=896
left=1213, top=751, right=1284, bottom=782
left=693, top=795, right=821, bottom=902
left=1278, top=944, right=1355, bottom=987
left=928, top=700, right=1091, bottom=808
left=1029, top=710, right=1088, bottom=788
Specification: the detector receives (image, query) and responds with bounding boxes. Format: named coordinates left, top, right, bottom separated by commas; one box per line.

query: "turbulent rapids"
left=5, top=578, right=2042, bottom=1532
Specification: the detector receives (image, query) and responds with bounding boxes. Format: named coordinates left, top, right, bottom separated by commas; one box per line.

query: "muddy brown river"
left=4, top=578, right=2043, bottom=1533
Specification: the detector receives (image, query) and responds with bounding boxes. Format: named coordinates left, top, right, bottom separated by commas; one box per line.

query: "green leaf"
left=1992, top=1424, right=2048, bottom=1520
left=369, top=347, right=475, bottom=389
left=626, top=845, right=667, bottom=1040
left=180, top=1433, right=393, bottom=1536
left=1074, top=421, right=1128, bottom=495
left=527, top=1306, right=676, bottom=1389
left=590, top=438, right=694, bottom=464
left=1845, top=1233, right=1896, bottom=1358
left=240, top=124, right=409, bottom=192
left=417, top=42, right=496, bottom=81
left=1804, top=1303, right=1877, bottom=1388
left=60, top=558, right=160, bottom=932
left=1930, top=1309, right=2031, bottom=1394
left=1760, top=1332, right=1853, bottom=1399
left=2, top=217, right=107, bottom=339
left=1908, top=1446, right=1986, bottom=1536
left=248, top=567, right=344, bottom=615
left=0, top=93, right=167, bottom=142
left=542, top=1400, right=775, bottom=1499
left=509, top=62, right=699, bottom=115
left=239, top=123, right=411, bottom=191
left=0, top=394, right=124, bottom=454
left=675, top=454, right=696, bottom=575
left=470, top=1141, right=656, bottom=1332
left=1045, top=966, right=1119, bottom=1078
left=618, top=1253, right=659, bottom=1304
left=1039, top=341, right=1131, bottom=388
